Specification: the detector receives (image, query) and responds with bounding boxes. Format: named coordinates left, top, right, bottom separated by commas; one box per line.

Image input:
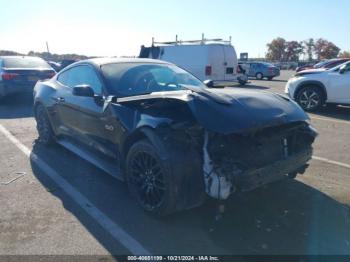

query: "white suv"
left=285, top=61, right=350, bottom=111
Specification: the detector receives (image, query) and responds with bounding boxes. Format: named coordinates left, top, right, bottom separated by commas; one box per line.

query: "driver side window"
left=57, top=65, right=103, bottom=95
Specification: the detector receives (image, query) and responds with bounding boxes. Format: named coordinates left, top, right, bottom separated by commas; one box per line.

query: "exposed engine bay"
left=201, top=122, right=316, bottom=199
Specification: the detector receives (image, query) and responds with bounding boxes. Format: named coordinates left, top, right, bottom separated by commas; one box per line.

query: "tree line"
left=0, top=50, right=89, bottom=61
left=266, top=37, right=350, bottom=62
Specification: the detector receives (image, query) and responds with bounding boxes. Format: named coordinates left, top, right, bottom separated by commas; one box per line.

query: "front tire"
left=35, top=104, right=55, bottom=146
left=295, top=86, right=325, bottom=112
left=126, top=139, right=177, bottom=216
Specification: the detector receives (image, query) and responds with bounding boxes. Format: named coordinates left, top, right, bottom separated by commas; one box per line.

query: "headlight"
left=290, top=75, right=300, bottom=81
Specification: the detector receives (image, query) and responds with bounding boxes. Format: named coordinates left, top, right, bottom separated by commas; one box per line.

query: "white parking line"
left=0, top=124, right=151, bottom=255
left=312, top=156, right=350, bottom=170
left=310, top=116, right=350, bottom=125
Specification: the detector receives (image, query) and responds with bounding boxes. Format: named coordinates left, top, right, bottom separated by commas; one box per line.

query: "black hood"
left=115, top=88, right=309, bottom=134
left=188, top=88, right=308, bottom=134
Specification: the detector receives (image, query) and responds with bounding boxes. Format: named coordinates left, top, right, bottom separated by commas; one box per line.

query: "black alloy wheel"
left=126, top=139, right=174, bottom=216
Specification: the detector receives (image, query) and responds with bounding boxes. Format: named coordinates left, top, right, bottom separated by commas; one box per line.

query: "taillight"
left=268, top=67, right=274, bottom=72
left=237, top=66, right=242, bottom=74
left=205, top=65, right=212, bottom=76
left=1, top=72, right=19, bottom=80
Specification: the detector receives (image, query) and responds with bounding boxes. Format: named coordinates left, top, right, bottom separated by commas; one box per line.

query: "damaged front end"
left=202, top=121, right=317, bottom=200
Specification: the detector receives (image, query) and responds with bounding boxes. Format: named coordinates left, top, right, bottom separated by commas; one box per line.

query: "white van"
left=139, top=37, right=248, bottom=86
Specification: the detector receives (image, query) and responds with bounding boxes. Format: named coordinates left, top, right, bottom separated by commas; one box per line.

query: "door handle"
left=53, top=97, right=65, bottom=103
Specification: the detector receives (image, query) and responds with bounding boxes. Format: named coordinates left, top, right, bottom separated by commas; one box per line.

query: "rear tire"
left=295, top=86, right=325, bottom=112
left=267, top=77, right=273, bottom=81
left=35, top=104, right=56, bottom=146
left=256, top=72, right=263, bottom=80
left=126, top=139, right=177, bottom=217
left=238, top=80, right=247, bottom=86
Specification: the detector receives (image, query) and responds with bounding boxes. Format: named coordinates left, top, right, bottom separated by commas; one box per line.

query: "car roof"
left=84, top=57, right=172, bottom=66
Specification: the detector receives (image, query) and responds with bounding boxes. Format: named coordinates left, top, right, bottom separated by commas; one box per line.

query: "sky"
left=1, top=0, right=349, bottom=58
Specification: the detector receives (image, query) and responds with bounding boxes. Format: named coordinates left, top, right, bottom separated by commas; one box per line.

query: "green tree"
left=303, top=38, right=315, bottom=61
left=339, top=50, right=350, bottom=58
left=285, top=41, right=304, bottom=62
left=266, top=37, right=286, bottom=61
left=314, top=38, right=340, bottom=59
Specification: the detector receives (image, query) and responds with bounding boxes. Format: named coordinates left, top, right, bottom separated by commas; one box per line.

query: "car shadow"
left=0, top=93, right=34, bottom=119
left=270, top=79, right=288, bottom=83
left=248, top=78, right=288, bottom=83
left=29, top=142, right=350, bottom=255
left=310, top=105, right=350, bottom=122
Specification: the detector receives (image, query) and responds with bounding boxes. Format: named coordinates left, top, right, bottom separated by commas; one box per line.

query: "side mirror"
left=203, top=79, right=214, bottom=88
left=339, top=64, right=348, bottom=74
left=72, top=84, right=94, bottom=97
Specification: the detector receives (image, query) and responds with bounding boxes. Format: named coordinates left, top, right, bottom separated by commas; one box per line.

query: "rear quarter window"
left=57, top=70, right=71, bottom=86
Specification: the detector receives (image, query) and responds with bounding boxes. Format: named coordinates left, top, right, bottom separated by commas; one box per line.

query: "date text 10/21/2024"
left=127, top=256, right=220, bottom=261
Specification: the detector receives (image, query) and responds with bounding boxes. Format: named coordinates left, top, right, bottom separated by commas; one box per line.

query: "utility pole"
left=46, top=41, right=50, bottom=54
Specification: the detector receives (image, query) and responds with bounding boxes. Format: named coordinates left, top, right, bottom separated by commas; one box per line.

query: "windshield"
left=261, top=62, right=274, bottom=67
left=3, top=57, right=51, bottom=69
left=102, top=63, right=205, bottom=97
left=314, top=60, right=329, bottom=68
left=329, top=61, right=350, bottom=71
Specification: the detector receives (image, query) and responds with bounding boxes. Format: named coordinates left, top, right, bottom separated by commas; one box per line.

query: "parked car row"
left=296, top=58, right=350, bottom=72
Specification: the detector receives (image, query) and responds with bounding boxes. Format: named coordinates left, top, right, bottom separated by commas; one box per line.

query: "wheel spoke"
left=130, top=150, right=165, bottom=210
left=298, top=89, right=321, bottom=110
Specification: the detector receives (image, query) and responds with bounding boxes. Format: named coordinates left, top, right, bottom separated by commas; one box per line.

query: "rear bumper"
left=268, top=71, right=280, bottom=77
left=0, top=82, right=35, bottom=97
left=236, top=148, right=312, bottom=192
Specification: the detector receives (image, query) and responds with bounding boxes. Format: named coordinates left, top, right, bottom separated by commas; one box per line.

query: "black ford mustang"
left=33, top=58, right=317, bottom=216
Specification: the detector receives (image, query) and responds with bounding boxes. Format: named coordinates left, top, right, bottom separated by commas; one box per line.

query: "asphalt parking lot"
left=0, top=70, right=350, bottom=256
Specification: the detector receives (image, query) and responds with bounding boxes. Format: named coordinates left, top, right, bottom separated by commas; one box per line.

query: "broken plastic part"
left=203, top=131, right=232, bottom=200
